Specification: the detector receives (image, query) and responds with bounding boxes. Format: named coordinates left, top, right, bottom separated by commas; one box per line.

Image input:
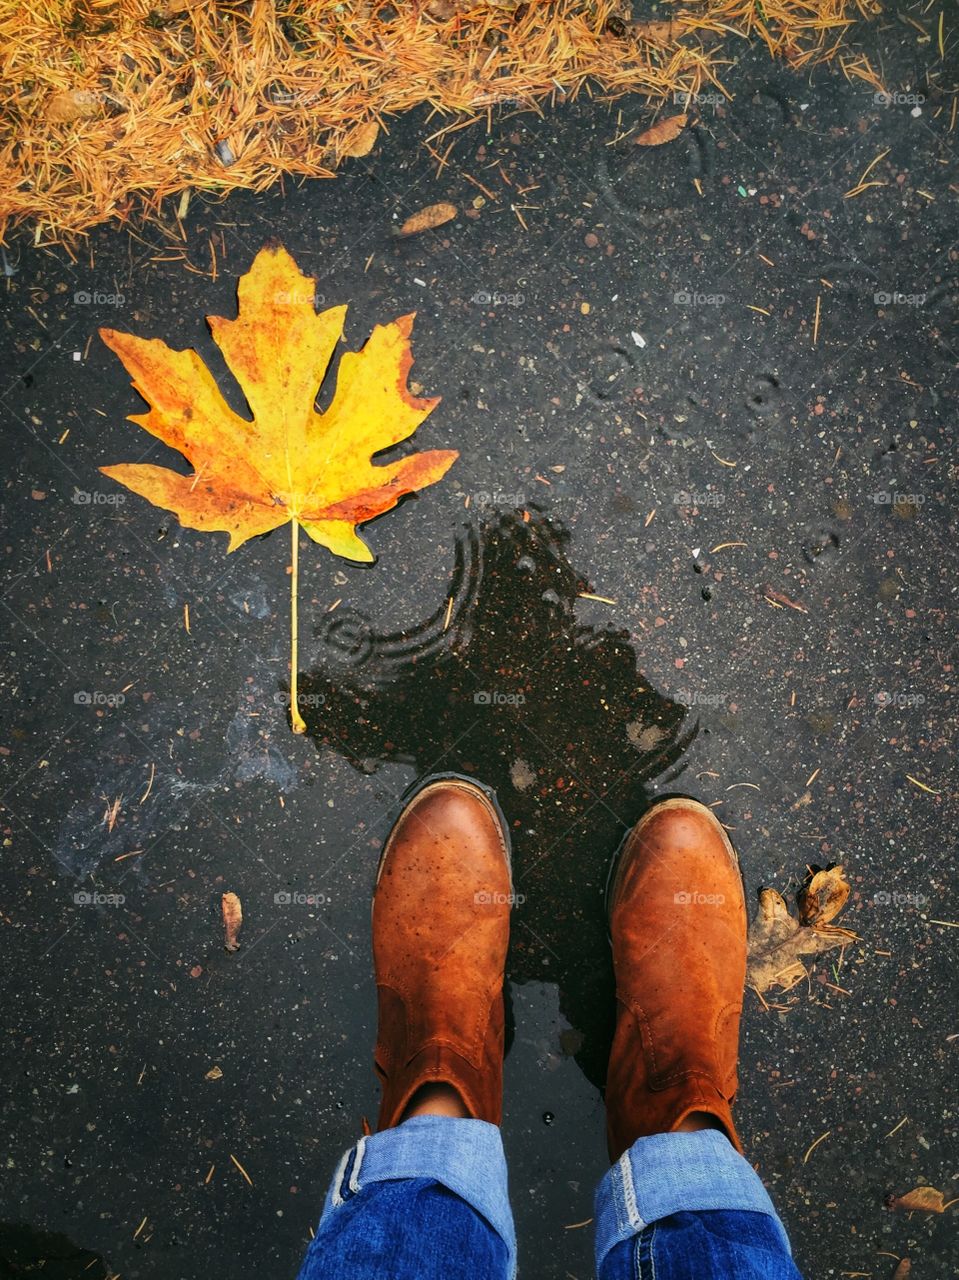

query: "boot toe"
left=636, top=799, right=738, bottom=864
left=398, top=783, right=511, bottom=880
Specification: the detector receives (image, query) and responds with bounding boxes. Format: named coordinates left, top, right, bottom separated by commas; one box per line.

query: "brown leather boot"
left=605, top=796, right=747, bottom=1161
left=372, top=775, right=512, bottom=1129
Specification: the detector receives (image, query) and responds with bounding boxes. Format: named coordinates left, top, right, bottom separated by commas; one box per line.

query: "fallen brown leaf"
left=222, top=891, right=242, bottom=952
left=396, top=202, right=457, bottom=236
left=634, top=114, right=688, bottom=147
left=47, top=89, right=100, bottom=122
left=747, top=865, right=856, bottom=996
left=205, top=1065, right=224, bottom=1080
left=799, top=865, right=850, bottom=926
left=893, top=1260, right=911, bottom=1278
left=342, top=120, right=379, bottom=157
left=888, top=1186, right=956, bottom=1214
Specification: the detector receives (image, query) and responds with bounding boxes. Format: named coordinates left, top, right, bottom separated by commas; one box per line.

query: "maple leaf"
left=746, top=864, right=857, bottom=999
left=100, top=245, right=457, bottom=731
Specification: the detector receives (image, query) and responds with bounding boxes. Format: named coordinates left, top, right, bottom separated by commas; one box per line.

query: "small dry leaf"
left=426, top=0, right=460, bottom=17
left=892, top=1260, right=911, bottom=1279
left=205, top=1065, right=224, bottom=1081
left=47, top=89, right=100, bottom=122
left=888, top=1186, right=954, bottom=1214
left=396, top=202, right=457, bottom=237
left=634, top=114, right=688, bottom=147
left=222, top=891, right=242, bottom=952
left=747, top=868, right=856, bottom=996
left=798, top=864, right=850, bottom=926
left=342, top=120, right=379, bottom=157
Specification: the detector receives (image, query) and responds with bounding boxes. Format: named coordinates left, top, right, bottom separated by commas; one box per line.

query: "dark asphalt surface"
left=1, top=5, right=957, bottom=1278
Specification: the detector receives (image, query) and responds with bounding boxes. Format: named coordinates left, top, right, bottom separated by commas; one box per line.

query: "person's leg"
left=595, top=798, right=803, bottom=1279
left=296, top=1118, right=511, bottom=1280
left=295, top=776, right=517, bottom=1280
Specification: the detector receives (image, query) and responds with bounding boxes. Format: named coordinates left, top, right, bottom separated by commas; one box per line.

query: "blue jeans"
left=296, top=1117, right=803, bottom=1278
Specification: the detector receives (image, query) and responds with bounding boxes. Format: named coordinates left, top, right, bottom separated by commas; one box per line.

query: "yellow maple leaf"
left=100, top=244, right=457, bottom=732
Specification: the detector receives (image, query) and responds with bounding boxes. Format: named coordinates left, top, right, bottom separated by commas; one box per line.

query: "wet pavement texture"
left=1, top=7, right=958, bottom=1279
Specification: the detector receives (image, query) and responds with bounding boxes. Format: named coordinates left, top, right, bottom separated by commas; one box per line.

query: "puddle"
left=300, top=509, right=694, bottom=1086
left=0, top=1222, right=109, bottom=1278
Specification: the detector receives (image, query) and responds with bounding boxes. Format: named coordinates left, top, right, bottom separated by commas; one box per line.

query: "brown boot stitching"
left=633, top=1002, right=738, bottom=1092
left=379, top=980, right=499, bottom=1071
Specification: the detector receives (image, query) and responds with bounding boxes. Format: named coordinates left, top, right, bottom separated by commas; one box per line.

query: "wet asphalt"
left=1, top=5, right=957, bottom=1278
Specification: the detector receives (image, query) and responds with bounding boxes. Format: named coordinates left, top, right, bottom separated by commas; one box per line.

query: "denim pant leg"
left=296, top=1116, right=516, bottom=1280
left=594, top=1130, right=803, bottom=1280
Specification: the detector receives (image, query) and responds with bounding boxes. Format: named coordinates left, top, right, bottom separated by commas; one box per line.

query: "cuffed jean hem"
left=321, top=1115, right=517, bottom=1278
left=594, top=1129, right=792, bottom=1274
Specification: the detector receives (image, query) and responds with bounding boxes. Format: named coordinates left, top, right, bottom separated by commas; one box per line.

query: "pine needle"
left=0, top=0, right=876, bottom=245
left=803, top=1130, right=831, bottom=1163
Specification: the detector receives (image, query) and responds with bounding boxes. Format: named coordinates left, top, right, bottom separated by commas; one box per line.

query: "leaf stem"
left=290, top=519, right=306, bottom=734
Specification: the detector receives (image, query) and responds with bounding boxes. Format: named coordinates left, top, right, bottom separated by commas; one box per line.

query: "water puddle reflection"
left=0, top=1222, right=109, bottom=1278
